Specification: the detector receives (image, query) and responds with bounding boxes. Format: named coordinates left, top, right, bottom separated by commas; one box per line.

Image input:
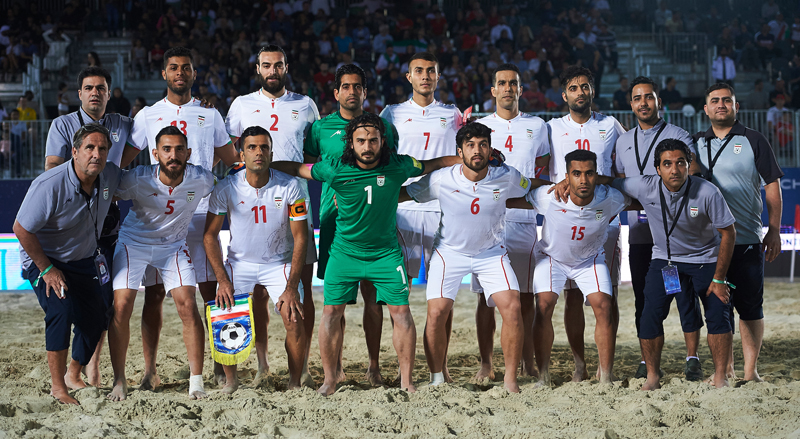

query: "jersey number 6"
left=471, top=198, right=480, bottom=215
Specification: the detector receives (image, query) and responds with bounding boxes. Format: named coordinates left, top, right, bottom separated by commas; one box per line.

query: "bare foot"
left=402, top=383, right=417, bottom=393
left=317, top=382, right=337, bottom=396
left=189, top=388, right=208, bottom=400
left=107, top=379, right=128, bottom=401
left=597, top=367, right=616, bottom=382
left=301, top=372, right=315, bottom=388
left=572, top=366, right=589, bottom=383
left=534, top=370, right=551, bottom=388
left=139, top=373, right=161, bottom=391
left=253, top=366, right=269, bottom=387
left=520, top=360, right=538, bottom=378
left=474, top=364, right=495, bottom=382
left=51, top=388, right=79, bottom=405
left=504, top=381, right=520, bottom=393
left=365, top=367, right=384, bottom=387
left=743, top=371, right=763, bottom=382
left=443, top=365, right=453, bottom=383
left=84, top=367, right=101, bottom=388
left=640, top=377, right=661, bottom=391
left=705, top=370, right=737, bottom=386
left=714, top=377, right=730, bottom=389
left=220, top=379, right=239, bottom=395
left=64, top=373, right=87, bottom=391
left=214, top=362, right=226, bottom=386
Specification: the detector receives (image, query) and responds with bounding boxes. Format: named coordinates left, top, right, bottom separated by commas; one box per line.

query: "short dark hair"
left=492, top=63, right=520, bottom=86
left=341, top=113, right=390, bottom=167
left=77, top=66, right=112, bottom=90
left=240, top=125, right=272, bottom=150
left=72, top=124, right=111, bottom=151
left=335, top=64, right=366, bottom=90
left=559, top=65, right=594, bottom=90
left=705, top=82, right=736, bottom=100
left=565, top=149, right=597, bottom=171
left=407, top=52, right=438, bottom=72
left=654, top=138, right=692, bottom=168
left=456, top=122, right=492, bottom=151
left=155, top=125, right=188, bottom=148
left=256, top=45, right=288, bottom=64
left=163, top=47, right=193, bottom=70
left=629, top=76, right=658, bottom=99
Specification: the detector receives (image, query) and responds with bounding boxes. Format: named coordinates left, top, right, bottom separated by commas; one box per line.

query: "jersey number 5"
left=165, top=200, right=175, bottom=214
left=574, top=139, right=590, bottom=150
left=170, top=120, right=188, bottom=135
left=570, top=226, right=585, bottom=240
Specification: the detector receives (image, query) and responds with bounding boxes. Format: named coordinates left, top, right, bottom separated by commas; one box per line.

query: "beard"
left=567, top=95, right=591, bottom=114
left=159, top=159, right=185, bottom=180
left=356, top=150, right=380, bottom=166
left=260, top=72, right=286, bottom=94
left=462, top=155, right=488, bottom=173
left=167, top=79, right=192, bottom=96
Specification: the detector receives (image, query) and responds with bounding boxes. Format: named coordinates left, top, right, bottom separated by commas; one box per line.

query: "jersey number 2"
left=170, top=120, right=187, bottom=135
left=270, top=114, right=279, bottom=131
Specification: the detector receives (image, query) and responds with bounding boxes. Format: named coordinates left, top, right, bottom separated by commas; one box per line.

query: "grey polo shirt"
left=45, top=107, right=134, bottom=166
left=16, top=159, right=124, bottom=269
left=614, top=119, right=694, bottom=245
left=694, top=121, right=783, bottom=245
left=612, top=175, right=736, bottom=264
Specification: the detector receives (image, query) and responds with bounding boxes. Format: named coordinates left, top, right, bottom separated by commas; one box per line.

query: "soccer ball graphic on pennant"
left=219, top=322, right=247, bottom=350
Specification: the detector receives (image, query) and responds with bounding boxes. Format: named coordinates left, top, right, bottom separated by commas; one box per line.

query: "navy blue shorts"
left=98, top=234, right=118, bottom=330
left=727, top=243, right=764, bottom=322
left=24, top=257, right=107, bottom=365
left=640, top=259, right=732, bottom=339
left=629, top=243, right=653, bottom=334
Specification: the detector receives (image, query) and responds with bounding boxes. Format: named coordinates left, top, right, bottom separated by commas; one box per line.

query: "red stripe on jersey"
left=500, top=252, right=511, bottom=290
left=176, top=250, right=183, bottom=286
left=283, top=264, right=289, bottom=282
left=593, top=254, right=600, bottom=292
left=124, top=244, right=130, bottom=287
left=211, top=310, right=250, bottom=322
left=435, top=248, right=446, bottom=298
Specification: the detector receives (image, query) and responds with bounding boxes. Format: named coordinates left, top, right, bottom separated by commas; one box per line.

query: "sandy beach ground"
left=1, top=282, right=800, bottom=438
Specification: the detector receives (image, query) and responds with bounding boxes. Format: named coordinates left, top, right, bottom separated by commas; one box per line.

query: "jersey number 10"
left=574, top=139, right=590, bottom=150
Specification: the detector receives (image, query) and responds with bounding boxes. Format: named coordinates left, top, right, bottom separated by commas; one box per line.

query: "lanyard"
left=81, top=180, right=101, bottom=243
left=658, top=177, right=692, bottom=262
left=77, top=110, right=109, bottom=129
left=634, top=121, right=667, bottom=175
left=704, top=134, right=735, bottom=182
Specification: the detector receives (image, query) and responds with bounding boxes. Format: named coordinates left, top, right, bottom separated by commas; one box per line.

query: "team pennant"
left=206, top=293, right=255, bottom=365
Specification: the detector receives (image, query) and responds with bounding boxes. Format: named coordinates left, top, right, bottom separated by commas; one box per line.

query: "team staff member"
left=303, top=64, right=398, bottom=386
left=14, top=124, right=123, bottom=405
left=696, top=83, right=783, bottom=383
left=42, top=66, right=139, bottom=387
left=614, top=76, right=703, bottom=381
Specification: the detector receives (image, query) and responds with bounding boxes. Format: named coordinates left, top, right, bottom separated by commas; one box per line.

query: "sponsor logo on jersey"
left=440, top=117, right=447, bottom=128
left=275, top=196, right=283, bottom=209
left=492, top=189, right=500, bottom=201
left=103, top=187, right=109, bottom=200
left=450, top=189, right=460, bottom=193
left=156, top=117, right=163, bottom=122
left=404, top=118, right=413, bottom=124
left=733, top=143, right=742, bottom=154
left=520, top=177, right=529, bottom=189
left=252, top=109, right=261, bottom=114
left=595, top=210, right=603, bottom=221
left=559, top=209, right=567, bottom=213
left=291, top=110, right=299, bottom=121
left=377, top=176, right=385, bottom=186
left=187, top=191, right=195, bottom=202
left=330, top=130, right=342, bottom=137
left=599, top=129, right=607, bottom=140
left=561, top=133, right=569, bottom=137
left=526, top=129, right=533, bottom=138
left=111, top=131, right=120, bottom=142
left=238, top=201, right=245, bottom=205
left=690, top=206, right=698, bottom=217
left=198, top=116, right=205, bottom=127
left=149, top=192, right=158, bottom=197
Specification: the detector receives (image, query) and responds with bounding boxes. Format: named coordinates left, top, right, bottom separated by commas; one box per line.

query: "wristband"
left=33, top=264, right=53, bottom=287
left=711, top=278, right=736, bottom=289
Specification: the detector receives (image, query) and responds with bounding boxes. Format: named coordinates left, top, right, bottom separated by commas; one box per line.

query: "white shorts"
left=297, top=177, right=318, bottom=266
left=564, top=223, right=621, bottom=290
left=427, top=244, right=519, bottom=307
left=113, top=240, right=196, bottom=293
left=143, top=214, right=216, bottom=287
left=396, top=209, right=439, bottom=279
left=226, top=259, right=305, bottom=305
left=471, top=221, right=537, bottom=294
left=534, top=248, right=612, bottom=304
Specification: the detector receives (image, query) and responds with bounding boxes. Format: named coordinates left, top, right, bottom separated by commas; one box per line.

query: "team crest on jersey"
left=111, top=131, right=120, bottom=142
left=187, top=191, right=195, bottom=202
left=440, top=117, right=446, bottom=128
left=599, top=129, right=607, bottom=140
left=526, top=129, right=533, bottom=138
left=274, top=196, right=283, bottom=209
left=377, top=176, right=385, bottom=186
left=733, top=143, right=742, bottom=154
left=197, top=116, right=205, bottom=127
left=595, top=210, right=603, bottom=221
left=291, top=110, right=299, bottom=121
left=103, top=187, right=109, bottom=200
left=690, top=207, right=698, bottom=217
left=492, top=189, right=500, bottom=201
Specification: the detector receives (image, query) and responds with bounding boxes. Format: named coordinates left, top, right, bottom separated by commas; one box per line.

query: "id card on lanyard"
left=83, top=181, right=110, bottom=285
left=658, top=178, right=692, bottom=295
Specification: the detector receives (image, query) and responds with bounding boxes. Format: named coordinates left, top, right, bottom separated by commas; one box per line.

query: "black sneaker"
left=685, top=358, right=703, bottom=381
left=635, top=363, right=647, bottom=379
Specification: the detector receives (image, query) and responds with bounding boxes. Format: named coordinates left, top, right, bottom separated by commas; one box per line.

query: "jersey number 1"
left=364, top=185, right=372, bottom=204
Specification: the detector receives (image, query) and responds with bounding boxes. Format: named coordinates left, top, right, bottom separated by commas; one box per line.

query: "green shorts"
left=323, top=246, right=410, bottom=306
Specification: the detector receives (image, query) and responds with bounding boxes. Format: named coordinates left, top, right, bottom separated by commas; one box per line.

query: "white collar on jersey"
left=407, top=98, right=441, bottom=110
left=258, top=89, right=289, bottom=102
left=492, top=112, right=523, bottom=122
left=161, top=97, right=198, bottom=108
left=565, top=111, right=597, bottom=127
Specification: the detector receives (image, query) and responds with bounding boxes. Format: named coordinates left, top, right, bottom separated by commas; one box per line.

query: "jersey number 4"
left=505, top=135, right=513, bottom=152
left=570, top=226, right=586, bottom=240
left=574, top=139, right=590, bottom=150
left=170, top=120, right=188, bottom=135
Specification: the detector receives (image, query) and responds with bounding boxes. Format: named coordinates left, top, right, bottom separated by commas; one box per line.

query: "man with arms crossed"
left=381, top=52, right=463, bottom=381
left=107, top=126, right=216, bottom=401
left=303, top=64, right=398, bottom=385
left=404, top=122, right=545, bottom=393
left=274, top=113, right=459, bottom=395
left=204, top=126, right=308, bottom=393
left=226, top=45, right=319, bottom=383
left=518, top=150, right=630, bottom=386
left=129, top=47, right=238, bottom=388
left=547, top=65, right=625, bottom=381
left=472, top=63, right=550, bottom=381
left=615, top=76, right=704, bottom=380
left=15, top=125, right=123, bottom=404
left=696, top=83, right=783, bottom=383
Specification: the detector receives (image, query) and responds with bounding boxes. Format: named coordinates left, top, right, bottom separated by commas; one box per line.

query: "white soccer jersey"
left=408, top=164, right=531, bottom=256
left=527, top=185, right=629, bottom=266
left=115, top=164, right=216, bottom=246
left=547, top=112, right=625, bottom=182
left=209, top=169, right=308, bottom=265
left=381, top=99, right=463, bottom=211
left=226, top=90, right=319, bottom=163
left=478, top=112, right=550, bottom=223
left=129, top=98, right=230, bottom=213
